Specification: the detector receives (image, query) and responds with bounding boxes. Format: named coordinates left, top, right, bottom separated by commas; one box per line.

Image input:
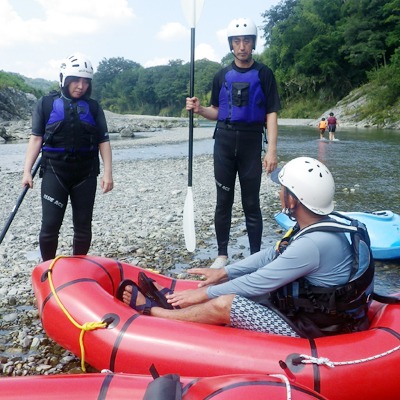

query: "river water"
left=1, top=124, right=399, bottom=294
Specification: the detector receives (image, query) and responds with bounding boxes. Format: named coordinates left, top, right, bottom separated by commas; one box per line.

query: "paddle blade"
left=181, top=0, right=204, bottom=28
left=183, top=187, right=196, bottom=252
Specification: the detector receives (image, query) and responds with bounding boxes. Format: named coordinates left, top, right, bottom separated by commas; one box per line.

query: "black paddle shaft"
left=0, top=157, right=41, bottom=245
left=188, top=27, right=195, bottom=188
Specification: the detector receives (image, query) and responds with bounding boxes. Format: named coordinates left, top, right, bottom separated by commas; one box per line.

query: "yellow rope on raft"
left=145, top=268, right=160, bottom=273
left=47, top=255, right=108, bottom=372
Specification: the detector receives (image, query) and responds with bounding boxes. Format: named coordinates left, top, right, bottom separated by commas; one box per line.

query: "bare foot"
left=122, top=281, right=169, bottom=312
left=122, top=285, right=147, bottom=311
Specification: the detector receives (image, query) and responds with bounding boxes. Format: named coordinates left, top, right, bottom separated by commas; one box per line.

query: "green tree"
left=338, top=0, right=392, bottom=71
left=92, top=57, right=141, bottom=100
left=0, top=71, right=44, bottom=98
left=221, top=53, right=235, bottom=67
left=384, top=0, right=400, bottom=47
left=193, top=59, right=221, bottom=105
left=362, top=48, right=400, bottom=123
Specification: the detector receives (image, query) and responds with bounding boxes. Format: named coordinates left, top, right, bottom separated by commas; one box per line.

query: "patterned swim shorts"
left=230, top=295, right=301, bottom=337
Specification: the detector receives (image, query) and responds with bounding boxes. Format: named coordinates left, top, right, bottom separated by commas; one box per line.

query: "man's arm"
left=186, top=97, right=219, bottom=121
left=263, top=111, right=278, bottom=173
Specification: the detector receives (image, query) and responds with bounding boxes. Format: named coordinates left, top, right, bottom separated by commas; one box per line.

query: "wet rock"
left=3, top=313, right=18, bottom=322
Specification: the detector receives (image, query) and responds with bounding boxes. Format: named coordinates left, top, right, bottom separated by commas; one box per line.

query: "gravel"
left=0, top=125, right=284, bottom=376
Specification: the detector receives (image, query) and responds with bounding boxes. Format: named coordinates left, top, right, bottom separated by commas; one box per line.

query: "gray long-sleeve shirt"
left=207, top=230, right=353, bottom=299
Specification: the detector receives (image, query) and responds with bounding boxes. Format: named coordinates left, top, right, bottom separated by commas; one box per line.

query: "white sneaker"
left=210, top=257, right=229, bottom=269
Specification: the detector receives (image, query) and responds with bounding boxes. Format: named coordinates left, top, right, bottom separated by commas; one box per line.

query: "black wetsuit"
left=31, top=92, right=109, bottom=261
left=211, top=61, right=281, bottom=255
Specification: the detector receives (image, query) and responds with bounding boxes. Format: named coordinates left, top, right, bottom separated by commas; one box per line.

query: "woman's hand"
left=22, top=172, right=33, bottom=189
left=101, top=172, right=113, bottom=193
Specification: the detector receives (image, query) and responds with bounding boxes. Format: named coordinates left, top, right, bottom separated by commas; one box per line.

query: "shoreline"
left=2, top=112, right=397, bottom=144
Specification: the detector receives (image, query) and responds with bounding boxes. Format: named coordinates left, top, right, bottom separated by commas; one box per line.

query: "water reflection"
left=275, top=126, right=400, bottom=295
left=276, top=126, right=400, bottom=214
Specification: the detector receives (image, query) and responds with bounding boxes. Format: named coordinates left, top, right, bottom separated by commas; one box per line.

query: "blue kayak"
left=274, top=210, right=400, bottom=260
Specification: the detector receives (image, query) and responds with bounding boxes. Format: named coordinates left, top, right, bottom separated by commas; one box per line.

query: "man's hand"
left=166, top=287, right=209, bottom=308
left=186, top=97, right=201, bottom=113
left=263, top=149, right=278, bottom=174
left=186, top=267, right=228, bottom=288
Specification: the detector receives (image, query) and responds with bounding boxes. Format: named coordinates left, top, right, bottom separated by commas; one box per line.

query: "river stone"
left=2, top=313, right=18, bottom=322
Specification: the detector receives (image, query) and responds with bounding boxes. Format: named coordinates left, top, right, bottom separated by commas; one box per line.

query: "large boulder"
left=0, top=86, right=37, bottom=121
left=0, top=125, right=15, bottom=141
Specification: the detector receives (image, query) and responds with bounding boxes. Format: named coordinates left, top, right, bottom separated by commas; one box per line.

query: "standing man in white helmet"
left=119, top=157, right=374, bottom=338
left=22, top=53, right=113, bottom=261
left=186, top=18, right=281, bottom=269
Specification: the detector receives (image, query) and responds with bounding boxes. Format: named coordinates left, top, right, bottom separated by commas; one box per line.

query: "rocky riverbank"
left=0, top=109, right=192, bottom=143
left=0, top=126, right=286, bottom=376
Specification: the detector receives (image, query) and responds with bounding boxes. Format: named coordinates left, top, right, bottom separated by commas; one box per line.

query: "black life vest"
left=42, top=90, right=99, bottom=161
left=264, top=212, right=375, bottom=338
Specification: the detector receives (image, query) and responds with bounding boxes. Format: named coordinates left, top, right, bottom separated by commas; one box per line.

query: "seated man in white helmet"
left=118, top=157, right=374, bottom=338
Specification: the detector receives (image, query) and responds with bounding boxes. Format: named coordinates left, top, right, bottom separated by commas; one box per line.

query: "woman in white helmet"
left=119, top=157, right=373, bottom=339
left=22, top=53, right=113, bottom=261
left=186, top=18, right=281, bottom=269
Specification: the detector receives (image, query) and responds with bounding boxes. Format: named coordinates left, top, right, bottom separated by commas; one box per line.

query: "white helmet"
left=227, top=18, right=257, bottom=50
left=59, top=53, right=94, bottom=87
left=276, top=157, right=335, bottom=215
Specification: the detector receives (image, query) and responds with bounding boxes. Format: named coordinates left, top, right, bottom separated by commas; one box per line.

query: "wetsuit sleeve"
left=206, top=237, right=320, bottom=299
left=95, top=104, right=110, bottom=143
left=210, top=68, right=225, bottom=107
left=260, top=66, right=281, bottom=114
left=31, top=97, right=46, bottom=137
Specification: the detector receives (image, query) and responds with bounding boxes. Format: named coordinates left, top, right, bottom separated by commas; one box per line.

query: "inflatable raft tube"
left=0, top=372, right=329, bottom=400
left=32, top=256, right=400, bottom=400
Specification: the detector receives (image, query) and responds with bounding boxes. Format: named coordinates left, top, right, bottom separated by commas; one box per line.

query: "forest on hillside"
left=91, top=0, right=400, bottom=122
left=258, top=0, right=400, bottom=121
left=2, top=0, right=399, bottom=123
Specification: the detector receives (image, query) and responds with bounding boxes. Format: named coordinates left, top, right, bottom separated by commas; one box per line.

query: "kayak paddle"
left=0, top=156, right=41, bottom=245
left=181, top=0, right=204, bottom=252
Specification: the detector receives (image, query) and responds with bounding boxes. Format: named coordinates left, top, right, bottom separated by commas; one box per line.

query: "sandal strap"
left=143, top=306, right=152, bottom=315
left=128, top=283, right=157, bottom=313
left=160, top=287, right=173, bottom=296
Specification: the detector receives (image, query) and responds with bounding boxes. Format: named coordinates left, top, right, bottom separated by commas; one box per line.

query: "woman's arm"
left=21, top=135, right=43, bottom=188
left=99, top=141, right=113, bottom=193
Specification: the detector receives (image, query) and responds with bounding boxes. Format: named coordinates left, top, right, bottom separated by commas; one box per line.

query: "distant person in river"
left=327, top=112, right=340, bottom=141
left=117, top=157, right=374, bottom=339
left=21, top=53, right=113, bottom=261
left=186, top=18, right=281, bottom=269
left=318, top=117, right=326, bottom=139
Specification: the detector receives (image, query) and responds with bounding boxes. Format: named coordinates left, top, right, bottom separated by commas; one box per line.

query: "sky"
left=0, top=0, right=280, bottom=82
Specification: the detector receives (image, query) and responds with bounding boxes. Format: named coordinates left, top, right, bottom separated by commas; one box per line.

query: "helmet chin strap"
left=282, top=188, right=298, bottom=218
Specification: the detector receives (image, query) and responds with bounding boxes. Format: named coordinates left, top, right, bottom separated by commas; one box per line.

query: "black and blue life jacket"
left=217, top=63, right=266, bottom=132
left=42, top=90, right=99, bottom=161
left=263, top=212, right=375, bottom=337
